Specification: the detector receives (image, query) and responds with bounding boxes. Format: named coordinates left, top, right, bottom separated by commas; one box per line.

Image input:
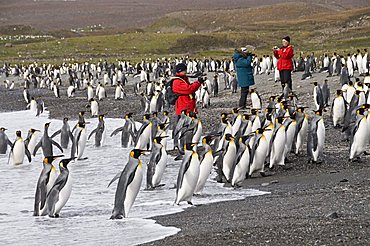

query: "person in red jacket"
left=172, top=63, right=202, bottom=116
left=273, top=36, right=294, bottom=90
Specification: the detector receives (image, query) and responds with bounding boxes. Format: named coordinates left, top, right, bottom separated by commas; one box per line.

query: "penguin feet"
left=187, top=201, right=193, bottom=205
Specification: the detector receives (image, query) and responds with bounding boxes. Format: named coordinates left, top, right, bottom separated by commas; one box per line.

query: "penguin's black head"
left=43, top=155, right=64, bottom=165
left=184, top=143, right=196, bottom=151
left=349, top=80, right=354, bottom=86
left=127, top=113, right=133, bottom=118
left=99, top=114, right=105, bottom=119
left=202, top=135, right=214, bottom=145
left=242, top=114, right=250, bottom=120
left=221, top=113, right=228, bottom=119
left=130, top=149, right=147, bottom=159
left=158, top=123, right=168, bottom=130
left=255, top=128, right=264, bottom=135
left=313, top=82, right=318, bottom=86
left=63, top=117, right=69, bottom=122
left=29, top=128, right=39, bottom=133
left=163, top=111, right=169, bottom=116
left=152, top=112, right=158, bottom=117
left=59, top=157, right=76, bottom=168
left=314, top=109, right=323, bottom=116
left=181, top=110, right=187, bottom=115
left=362, top=104, right=370, bottom=109
left=79, top=111, right=85, bottom=116
left=78, top=122, right=86, bottom=128
left=188, top=111, right=197, bottom=119
left=0, top=127, right=6, bottom=131
left=355, top=90, right=361, bottom=95
left=357, top=82, right=363, bottom=87
left=232, top=108, right=239, bottom=114
left=251, top=109, right=258, bottom=115
left=269, top=95, right=276, bottom=101
left=225, top=133, right=234, bottom=141
left=144, top=114, right=151, bottom=120
left=356, top=108, right=365, bottom=115
left=45, top=122, right=51, bottom=128
left=355, top=77, right=360, bottom=83
left=266, top=114, right=272, bottom=121
left=16, top=131, right=21, bottom=137
left=240, top=135, right=251, bottom=144
left=250, top=88, right=256, bottom=93
left=221, top=117, right=229, bottom=124
left=336, top=90, right=342, bottom=96
left=154, top=135, right=167, bottom=144
left=275, top=117, right=284, bottom=124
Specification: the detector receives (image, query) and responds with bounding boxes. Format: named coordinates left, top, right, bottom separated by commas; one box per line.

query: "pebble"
left=326, top=212, right=339, bottom=219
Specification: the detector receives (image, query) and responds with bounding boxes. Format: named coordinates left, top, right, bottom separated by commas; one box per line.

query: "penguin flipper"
left=107, top=171, right=123, bottom=188
left=25, top=146, right=32, bottom=162
left=88, top=128, right=97, bottom=140
left=33, top=140, right=42, bottom=156
left=52, top=140, right=64, bottom=153
left=50, top=130, right=61, bottom=139
left=110, top=127, right=124, bottom=137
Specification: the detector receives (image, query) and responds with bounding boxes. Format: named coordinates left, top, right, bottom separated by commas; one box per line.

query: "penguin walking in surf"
left=33, top=155, right=63, bottom=216
left=194, top=136, right=214, bottom=194
left=25, top=128, right=40, bottom=155
left=134, top=114, right=152, bottom=150
left=71, top=122, right=87, bottom=160
left=8, top=131, right=32, bottom=165
left=88, top=114, right=106, bottom=147
left=51, top=118, right=73, bottom=149
left=110, top=149, right=147, bottom=219
left=42, top=157, right=76, bottom=218
left=146, top=136, right=168, bottom=190
left=0, top=127, right=12, bottom=154
left=111, top=113, right=136, bottom=148
left=33, top=122, right=63, bottom=157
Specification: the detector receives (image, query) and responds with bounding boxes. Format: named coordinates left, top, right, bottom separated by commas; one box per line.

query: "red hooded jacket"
left=273, top=45, right=294, bottom=71
left=172, top=73, right=201, bottom=115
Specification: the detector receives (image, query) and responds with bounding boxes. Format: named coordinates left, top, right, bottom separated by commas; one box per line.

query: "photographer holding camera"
left=273, top=36, right=294, bottom=90
left=233, top=47, right=255, bottom=109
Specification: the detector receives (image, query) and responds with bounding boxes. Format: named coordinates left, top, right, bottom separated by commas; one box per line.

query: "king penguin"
left=0, top=127, right=12, bottom=154
left=51, top=118, right=73, bottom=149
left=71, top=122, right=87, bottom=160
left=134, top=114, right=152, bottom=150
left=249, top=128, right=270, bottom=177
left=146, top=136, right=168, bottom=190
left=194, top=136, right=214, bottom=194
left=9, top=131, right=32, bottom=165
left=42, top=157, right=76, bottom=217
left=293, top=107, right=309, bottom=155
left=217, top=133, right=237, bottom=182
left=349, top=108, right=368, bottom=162
left=231, top=135, right=252, bottom=187
left=307, top=109, right=326, bottom=163
left=33, top=155, right=63, bottom=216
left=33, top=122, right=63, bottom=157
left=331, top=90, right=347, bottom=128
left=175, top=143, right=200, bottom=205
left=88, top=114, right=106, bottom=147
left=110, top=149, right=147, bottom=219
left=269, top=117, right=286, bottom=168
left=25, top=128, right=40, bottom=155
left=111, top=113, right=136, bottom=148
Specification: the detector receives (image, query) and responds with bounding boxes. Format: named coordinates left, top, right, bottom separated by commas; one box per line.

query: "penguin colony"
left=1, top=53, right=370, bottom=219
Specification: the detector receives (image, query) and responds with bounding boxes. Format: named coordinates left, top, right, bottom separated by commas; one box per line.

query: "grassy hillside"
left=0, top=3, right=369, bottom=64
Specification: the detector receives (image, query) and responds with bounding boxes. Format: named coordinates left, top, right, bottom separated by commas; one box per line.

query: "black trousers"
left=279, top=70, right=292, bottom=90
left=239, top=87, right=249, bottom=109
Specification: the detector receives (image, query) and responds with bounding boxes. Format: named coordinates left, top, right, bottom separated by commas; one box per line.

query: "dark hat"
left=175, top=63, right=187, bottom=73
left=282, top=36, right=290, bottom=43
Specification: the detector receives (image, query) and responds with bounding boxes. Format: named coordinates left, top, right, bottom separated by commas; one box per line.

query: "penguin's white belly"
left=87, top=88, right=93, bottom=100
left=98, top=89, right=105, bottom=100
left=124, top=165, right=143, bottom=217
left=191, top=123, right=202, bottom=144
left=285, top=123, right=296, bottom=155
left=333, top=99, right=345, bottom=126
left=350, top=119, right=368, bottom=159
left=313, top=121, right=325, bottom=161
left=150, top=97, right=157, bottom=113
left=296, top=120, right=308, bottom=154
left=176, top=157, right=200, bottom=203
left=232, top=149, right=250, bottom=186
left=28, top=134, right=39, bottom=155
left=222, top=143, right=236, bottom=180
left=152, top=149, right=168, bottom=187
left=263, top=129, right=273, bottom=158
left=77, top=130, right=87, bottom=158
left=232, top=117, right=241, bottom=137
left=30, top=102, right=37, bottom=113
left=250, top=138, right=268, bottom=175
left=12, top=141, right=25, bottom=165
left=54, top=175, right=72, bottom=215
left=115, top=87, right=121, bottom=99
left=270, top=128, right=286, bottom=166
left=194, top=152, right=213, bottom=194
left=251, top=94, right=261, bottom=109
left=136, top=125, right=152, bottom=150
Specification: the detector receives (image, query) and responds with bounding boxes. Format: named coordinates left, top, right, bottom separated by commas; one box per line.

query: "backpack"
left=165, top=76, right=185, bottom=106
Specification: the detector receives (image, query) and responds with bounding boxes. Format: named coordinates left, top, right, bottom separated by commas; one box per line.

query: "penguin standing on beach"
left=51, top=118, right=73, bottom=149
left=231, top=135, right=252, bottom=187
left=194, top=136, right=214, bottom=194
left=293, top=107, right=308, bottom=155
left=175, top=143, right=200, bottom=205
left=9, top=131, right=32, bottom=165
left=87, top=82, right=94, bottom=101
left=28, top=97, right=37, bottom=114
left=33, top=123, right=63, bottom=157
left=146, top=136, right=168, bottom=190
left=250, top=88, right=262, bottom=109
left=23, top=87, right=31, bottom=104
left=331, top=90, right=346, bottom=128
left=90, top=98, right=99, bottom=117
left=349, top=108, right=368, bottom=162
left=217, top=134, right=237, bottom=182
left=313, top=82, right=324, bottom=111
left=67, top=85, right=75, bottom=98
left=307, top=109, right=325, bottom=163
left=42, top=158, right=75, bottom=218
left=135, top=114, right=152, bottom=150
left=110, top=149, right=147, bottom=219
left=88, top=114, right=106, bottom=147
left=0, top=127, right=12, bottom=154
left=269, top=117, right=286, bottom=168
left=249, top=128, right=270, bottom=177
left=33, top=155, right=63, bottom=216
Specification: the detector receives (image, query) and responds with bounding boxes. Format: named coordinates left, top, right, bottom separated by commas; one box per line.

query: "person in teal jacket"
left=233, top=48, right=255, bottom=108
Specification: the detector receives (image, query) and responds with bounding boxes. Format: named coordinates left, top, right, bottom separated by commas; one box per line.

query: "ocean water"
left=0, top=110, right=269, bottom=245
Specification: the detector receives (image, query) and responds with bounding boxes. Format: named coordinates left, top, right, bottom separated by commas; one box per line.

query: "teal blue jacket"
left=233, top=52, right=255, bottom=88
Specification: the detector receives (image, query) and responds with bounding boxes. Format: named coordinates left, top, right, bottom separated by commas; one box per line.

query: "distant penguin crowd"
left=0, top=50, right=370, bottom=219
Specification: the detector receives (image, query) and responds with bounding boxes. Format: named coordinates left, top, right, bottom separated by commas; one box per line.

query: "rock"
left=261, top=182, right=270, bottom=187
left=340, top=179, right=348, bottom=183
left=326, top=212, right=339, bottom=219
left=330, top=170, right=338, bottom=174
left=270, top=180, right=279, bottom=184
left=4, top=43, right=12, bottom=47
